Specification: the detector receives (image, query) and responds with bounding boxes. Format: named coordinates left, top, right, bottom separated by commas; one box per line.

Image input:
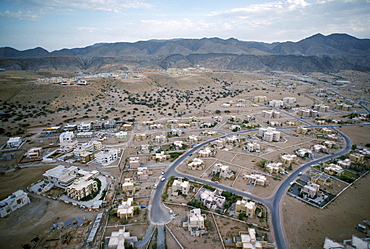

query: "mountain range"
left=1, top=33, right=370, bottom=73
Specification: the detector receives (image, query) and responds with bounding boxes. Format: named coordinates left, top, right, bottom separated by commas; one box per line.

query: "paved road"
left=140, top=123, right=360, bottom=249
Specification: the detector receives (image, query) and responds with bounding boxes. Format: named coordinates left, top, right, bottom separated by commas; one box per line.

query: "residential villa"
left=198, top=147, right=216, bottom=157
left=212, top=163, right=234, bottom=178
left=135, top=133, right=151, bottom=141
left=66, top=174, right=99, bottom=201
left=136, top=167, right=150, bottom=181
left=187, top=135, right=199, bottom=143
left=324, top=164, right=344, bottom=176
left=243, top=173, right=268, bottom=186
left=43, top=165, right=79, bottom=188
left=324, top=140, right=337, bottom=149
left=296, top=126, right=309, bottom=134
left=77, top=122, right=92, bottom=132
left=153, top=135, right=166, bottom=143
left=117, top=198, right=139, bottom=219
left=0, top=190, right=30, bottom=218
left=183, top=208, right=207, bottom=237
left=311, top=144, right=328, bottom=153
left=300, top=182, right=320, bottom=198
left=95, top=148, right=119, bottom=165
left=115, top=131, right=127, bottom=138
left=280, top=154, right=298, bottom=166
left=245, top=142, right=261, bottom=152
left=203, top=130, right=218, bottom=136
left=199, top=189, right=226, bottom=211
left=128, top=157, right=140, bottom=169
left=258, top=127, right=280, bottom=142
left=152, top=151, right=170, bottom=162
left=6, top=137, right=22, bottom=148
left=266, top=162, right=283, bottom=174
left=234, top=228, right=267, bottom=249
left=254, top=96, right=267, bottom=102
left=187, top=158, right=205, bottom=171
left=295, top=148, right=313, bottom=158
left=122, top=178, right=138, bottom=196
left=268, top=99, right=283, bottom=107
left=309, top=170, right=332, bottom=186
left=172, top=179, right=190, bottom=195
left=107, top=227, right=138, bottom=249
left=283, top=97, right=296, bottom=103
left=59, top=131, right=77, bottom=150
left=235, top=199, right=256, bottom=217
left=25, top=147, right=42, bottom=158
left=262, top=110, right=281, bottom=119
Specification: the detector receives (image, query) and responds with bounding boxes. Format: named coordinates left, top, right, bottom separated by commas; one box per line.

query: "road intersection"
left=138, top=122, right=361, bottom=249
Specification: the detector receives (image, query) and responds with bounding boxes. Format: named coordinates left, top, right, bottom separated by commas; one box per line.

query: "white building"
left=6, top=137, right=22, bottom=148
left=243, top=173, right=268, bottom=186
left=0, top=190, right=30, bottom=218
left=187, top=158, right=205, bottom=170
left=198, top=147, right=215, bottom=157
left=43, top=165, right=79, bottom=187
left=95, top=148, right=119, bottom=165
left=183, top=208, right=206, bottom=236
left=268, top=99, right=283, bottom=107
left=258, top=127, right=281, bottom=142
left=282, top=97, right=296, bottom=103
left=77, top=122, right=92, bottom=132
left=107, top=227, right=138, bottom=249
left=172, top=179, right=190, bottom=195
left=245, top=142, right=260, bottom=152
left=199, top=189, right=226, bottom=211
left=212, top=163, right=233, bottom=178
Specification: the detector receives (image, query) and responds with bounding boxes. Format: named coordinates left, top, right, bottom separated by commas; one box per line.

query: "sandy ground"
left=282, top=125, right=370, bottom=249
left=0, top=70, right=369, bottom=248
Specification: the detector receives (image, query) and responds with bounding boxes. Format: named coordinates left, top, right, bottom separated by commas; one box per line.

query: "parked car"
left=161, top=177, right=166, bottom=182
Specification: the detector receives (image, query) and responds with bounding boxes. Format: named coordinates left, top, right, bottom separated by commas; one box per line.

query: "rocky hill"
left=1, top=33, right=369, bottom=73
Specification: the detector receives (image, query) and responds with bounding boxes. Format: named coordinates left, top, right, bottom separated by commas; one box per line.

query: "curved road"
left=143, top=123, right=360, bottom=248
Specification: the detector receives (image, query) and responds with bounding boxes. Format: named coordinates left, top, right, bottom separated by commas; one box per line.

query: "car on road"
left=214, top=181, right=219, bottom=184
left=189, top=153, right=193, bottom=156
left=161, top=171, right=165, bottom=175
left=161, top=177, right=166, bottom=182
left=153, top=183, right=158, bottom=189
left=298, top=172, right=303, bottom=176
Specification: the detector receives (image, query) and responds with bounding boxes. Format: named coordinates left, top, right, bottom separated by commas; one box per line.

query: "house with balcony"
left=212, top=163, right=234, bottom=178
left=66, top=177, right=98, bottom=201
left=95, top=148, right=119, bottom=165
left=235, top=199, right=256, bottom=217
left=300, top=182, right=320, bottom=198
left=43, top=165, right=79, bottom=188
left=183, top=208, right=206, bottom=237
left=172, top=179, right=190, bottom=195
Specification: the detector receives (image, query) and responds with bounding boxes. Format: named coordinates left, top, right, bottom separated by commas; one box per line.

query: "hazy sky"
left=1, top=0, right=369, bottom=51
